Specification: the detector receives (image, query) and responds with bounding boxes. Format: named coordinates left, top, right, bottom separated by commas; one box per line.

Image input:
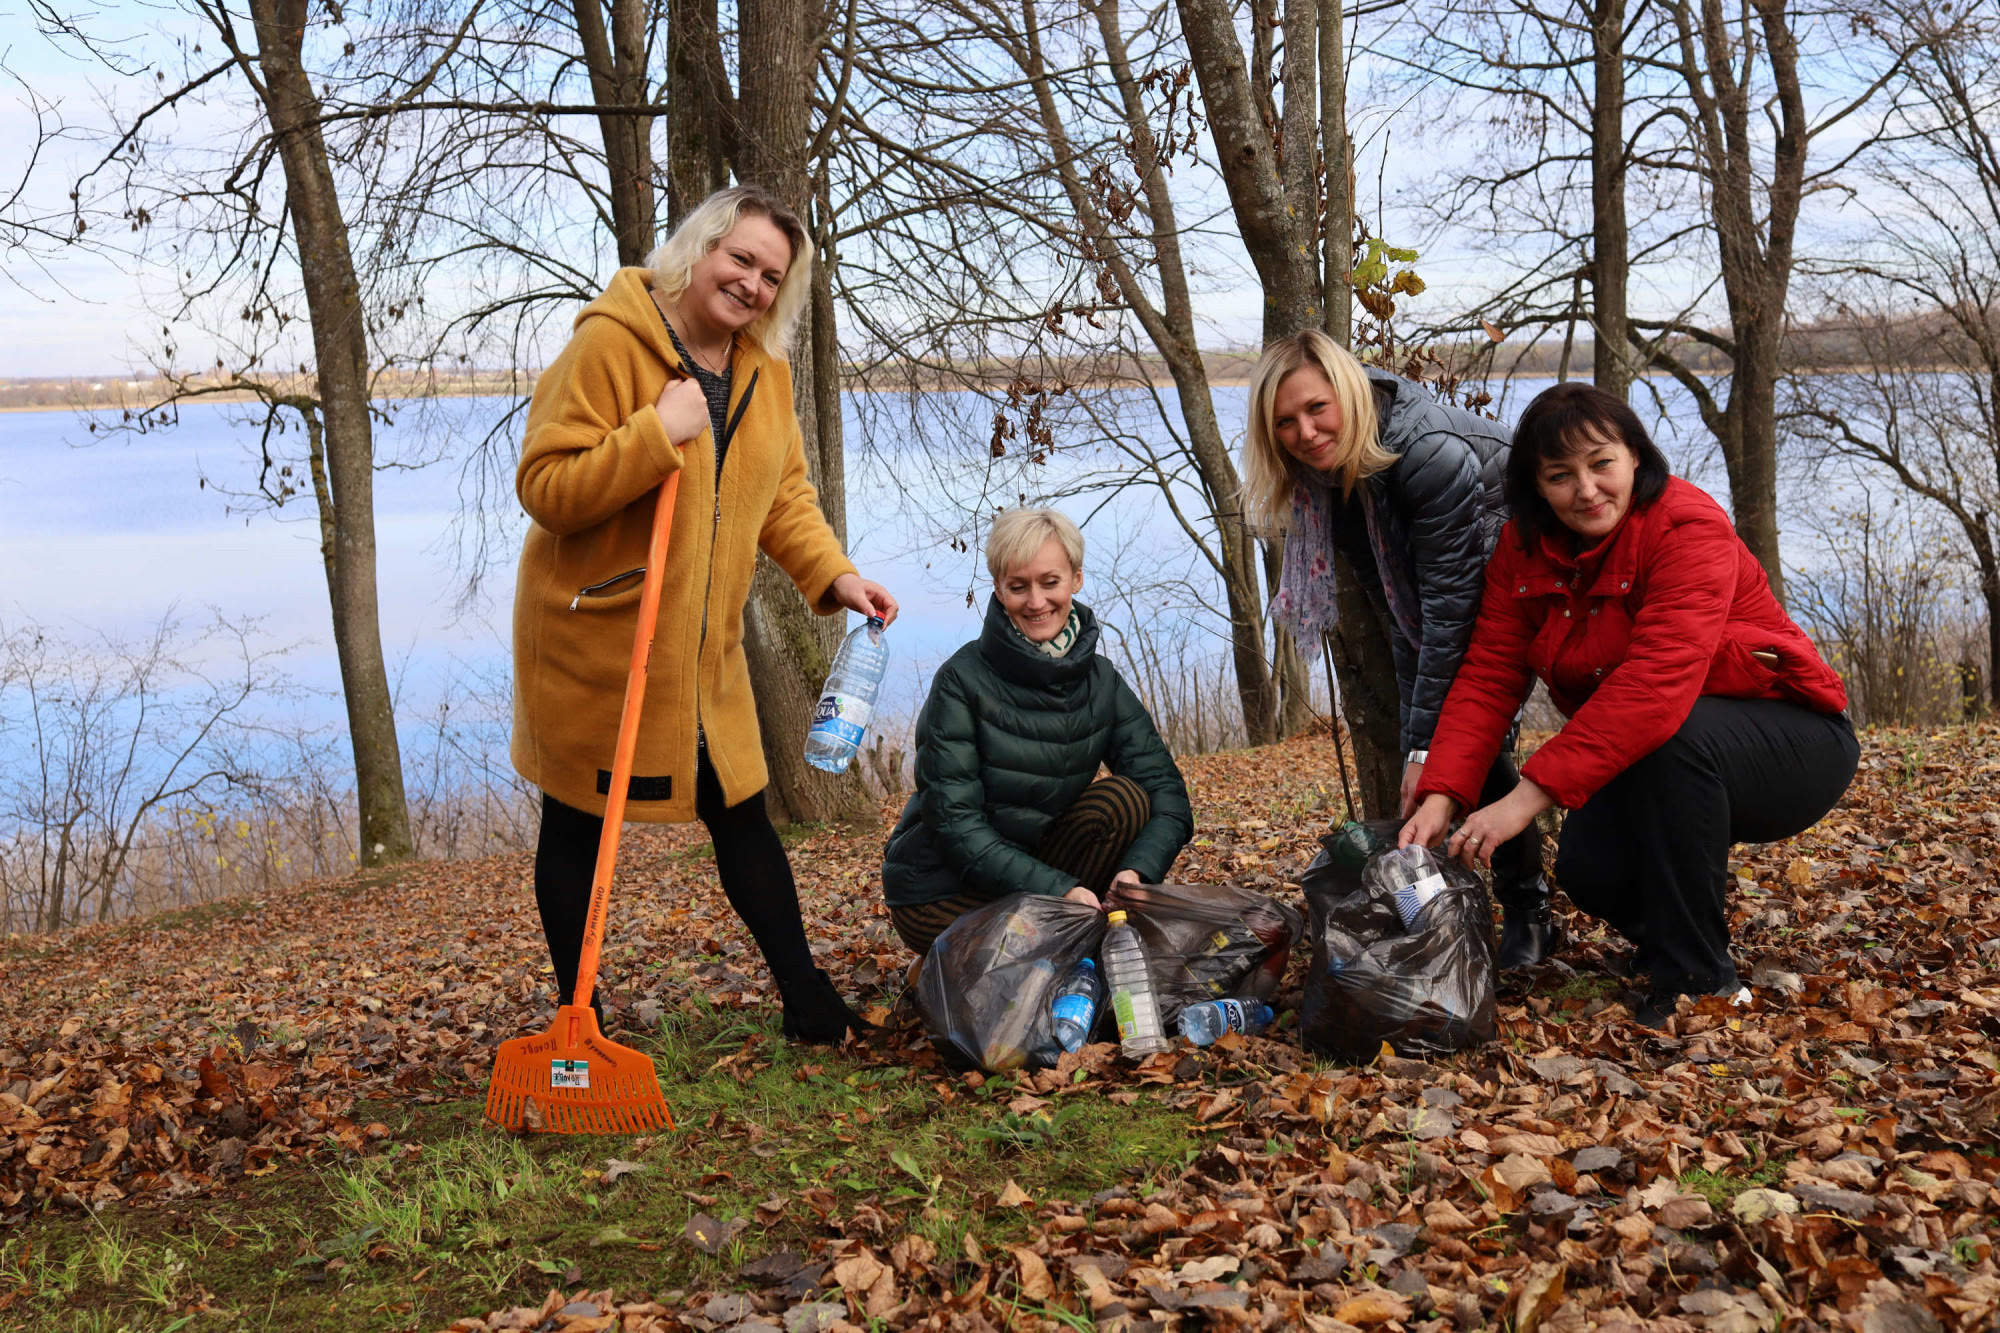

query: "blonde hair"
left=987, top=508, right=1085, bottom=583
left=1242, top=329, right=1391, bottom=527
left=645, top=185, right=813, bottom=360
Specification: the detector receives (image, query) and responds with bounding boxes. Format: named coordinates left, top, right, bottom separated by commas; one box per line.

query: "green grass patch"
left=5, top=1006, right=1199, bottom=1333
left=1678, top=1156, right=1786, bottom=1209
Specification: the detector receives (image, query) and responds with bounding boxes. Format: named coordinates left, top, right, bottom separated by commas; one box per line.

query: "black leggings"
left=534, top=749, right=816, bottom=1007
left=1553, top=697, right=1859, bottom=997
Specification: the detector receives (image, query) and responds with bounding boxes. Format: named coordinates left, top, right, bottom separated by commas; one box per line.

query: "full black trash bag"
left=1299, top=820, right=1497, bottom=1061
left=916, top=893, right=1106, bottom=1072
left=1104, top=883, right=1304, bottom=1027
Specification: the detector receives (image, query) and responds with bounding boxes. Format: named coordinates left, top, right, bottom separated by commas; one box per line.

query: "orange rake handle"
left=571, top=469, right=683, bottom=1021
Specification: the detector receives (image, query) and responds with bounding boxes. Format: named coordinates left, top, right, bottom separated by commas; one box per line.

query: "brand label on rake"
left=551, top=1059, right=590, bottom=1089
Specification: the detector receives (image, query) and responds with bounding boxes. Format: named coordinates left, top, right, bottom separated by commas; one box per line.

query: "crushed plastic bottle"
left=805, top=616, right=889, bottom=773
left=1050, top=958, right=1103, bottom=1052
left=1101, top=910, right=1168, bottom=1058
left=1177, top=998, right=1275, bottom=1047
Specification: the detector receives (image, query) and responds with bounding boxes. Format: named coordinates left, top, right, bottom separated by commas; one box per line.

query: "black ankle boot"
left=1495, top=879, right=1563, bottom=970
left=778, top=968, right=873, bottom=1044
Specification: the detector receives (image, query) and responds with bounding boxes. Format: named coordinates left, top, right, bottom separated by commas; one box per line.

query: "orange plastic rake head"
left=485, top=1003, right=673, bottom=1134
left=486, top=469, right=684, bottom=1136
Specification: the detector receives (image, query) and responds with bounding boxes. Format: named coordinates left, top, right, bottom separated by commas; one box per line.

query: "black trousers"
left=534, top=748, right=816, bottom=1008
left=1553, top=697, right=1859, bottom=997
left=1478, top=752, right=1543, bottom=899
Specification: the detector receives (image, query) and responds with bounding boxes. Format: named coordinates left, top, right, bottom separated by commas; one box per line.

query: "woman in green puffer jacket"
left=881, top=508, right=1195, bottom=955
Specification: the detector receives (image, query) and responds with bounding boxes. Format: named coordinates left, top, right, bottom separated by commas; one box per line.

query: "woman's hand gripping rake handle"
left=570, top=469, right=682, bottom=1024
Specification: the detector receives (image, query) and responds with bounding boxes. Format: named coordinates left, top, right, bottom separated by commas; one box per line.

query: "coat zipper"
left=569, top=567, right=645, bottom=610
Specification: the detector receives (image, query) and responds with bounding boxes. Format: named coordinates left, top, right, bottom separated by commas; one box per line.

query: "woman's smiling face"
left=1270, top=365, right=1346, bottom=475
left=1536, top=427, right=1639, bottom=541
left=996, top=537, right=1083, bottom=642
left=682, top=214, right=792, bottom=338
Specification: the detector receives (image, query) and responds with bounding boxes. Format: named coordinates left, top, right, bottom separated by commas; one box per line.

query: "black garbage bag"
left=916, top=893, right=1106, bottom=1072
left=1299, top=820, right=1497, bottom=1061
left=1103, top=883, right=1304, bottom=1027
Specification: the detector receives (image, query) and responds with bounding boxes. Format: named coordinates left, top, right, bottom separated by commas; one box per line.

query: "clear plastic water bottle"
left=1178, top=998, right=1275, bottom=1047
left=1050, top=958, right=1103, bottom=1052
left=804, top=616, right=889, bottom=773
left=1378, top=845, right=1449, bottom=930
left=1101, top=911, right=1168, bottom=1058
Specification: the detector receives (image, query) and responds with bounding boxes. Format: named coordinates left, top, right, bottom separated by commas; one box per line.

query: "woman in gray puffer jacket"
left=1242, top=329, right=1558, bottom=969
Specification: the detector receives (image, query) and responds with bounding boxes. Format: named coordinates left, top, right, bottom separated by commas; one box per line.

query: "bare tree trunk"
left=1319, top=0, right=1351, bottom=346
left=573, top=0, right=658, bottom=265
left=667, top=0, right=728, bottom=213
left=666, top=0, right=732, bottom=226
left=249, top=0, right=412, bottom=866
left=1590, top=0, right=1630, bottom=397
left=736, top=0, right=874, bottom=825
left=1329, top=554, right=1403, bottom=816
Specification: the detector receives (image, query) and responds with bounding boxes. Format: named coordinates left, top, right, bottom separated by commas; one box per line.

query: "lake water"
left=0, top=377, right=1734, bottom=744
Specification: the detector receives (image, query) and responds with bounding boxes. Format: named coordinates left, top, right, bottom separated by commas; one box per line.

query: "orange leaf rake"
left=485, top=472, right=681, bottom=1135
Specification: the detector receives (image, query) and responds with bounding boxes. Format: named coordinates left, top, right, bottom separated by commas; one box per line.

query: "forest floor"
left=3, top=723, right=1998, bottom=1333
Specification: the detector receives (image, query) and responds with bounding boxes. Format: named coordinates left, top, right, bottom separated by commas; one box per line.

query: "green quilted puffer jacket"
left=880, top=597, right=1194, bottom=908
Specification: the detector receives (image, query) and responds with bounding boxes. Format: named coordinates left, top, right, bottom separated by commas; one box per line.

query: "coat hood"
left=977, top=595, right=1102, bottom=688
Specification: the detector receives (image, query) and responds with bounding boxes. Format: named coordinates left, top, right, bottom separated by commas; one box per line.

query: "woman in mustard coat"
left=512, top=185, right=897, bottom=1041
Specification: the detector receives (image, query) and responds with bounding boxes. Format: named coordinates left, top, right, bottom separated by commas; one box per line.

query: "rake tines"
left=484, top=1005, right=674, bottom=1135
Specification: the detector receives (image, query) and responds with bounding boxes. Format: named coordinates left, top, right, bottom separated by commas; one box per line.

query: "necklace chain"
left=654, top=293, right=731, bottom=377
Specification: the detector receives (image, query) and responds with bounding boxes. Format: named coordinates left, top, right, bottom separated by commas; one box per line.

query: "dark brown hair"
left=1504, top=382, right=1671, bottom=547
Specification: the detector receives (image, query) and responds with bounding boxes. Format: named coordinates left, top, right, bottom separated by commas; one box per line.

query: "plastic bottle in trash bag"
left=981, top=957, right=1056, bottom=1070
left=1377, top=844, right=1450, bottom=930
left=1178, top=998, right=1275, bottom=1046
left=1050, top=958, right=1102, bottom=1052
left=1183, top=924, right=1264, bottom=997
left=1102, top=911, right=1168, bottom=1057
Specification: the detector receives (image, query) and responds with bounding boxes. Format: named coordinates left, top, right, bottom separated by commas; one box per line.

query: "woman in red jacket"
left=1400, top=383, right=1857, bottom=1027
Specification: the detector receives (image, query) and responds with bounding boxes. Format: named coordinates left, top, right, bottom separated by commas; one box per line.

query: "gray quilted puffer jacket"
left=1328, top=368, right=1512, bottom=754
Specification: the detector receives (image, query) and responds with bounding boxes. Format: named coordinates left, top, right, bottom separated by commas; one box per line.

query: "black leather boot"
left=778, top=968, right=874, bottom=1044
left=1494, top=877, right=1563, bottom=970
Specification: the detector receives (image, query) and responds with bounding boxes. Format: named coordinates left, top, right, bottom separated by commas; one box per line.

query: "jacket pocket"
left=569, top=566, right=645, bottom=612
left=1706, top=637, right=1781, bottom=697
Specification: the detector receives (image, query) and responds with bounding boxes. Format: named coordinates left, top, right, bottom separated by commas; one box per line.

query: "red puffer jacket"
left=1417, top=477, right=1847, bottom=812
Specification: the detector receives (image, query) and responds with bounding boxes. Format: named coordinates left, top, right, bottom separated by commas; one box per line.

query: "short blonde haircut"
left=1241, top=329, right=1392, bottom=528
left=645, top=185, right=813, bottom=360
left=987, top=508, right=1085, bottom=583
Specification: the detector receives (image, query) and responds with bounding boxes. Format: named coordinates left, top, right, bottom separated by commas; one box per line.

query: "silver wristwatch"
left=1406, top=749, right=1428, bottom=765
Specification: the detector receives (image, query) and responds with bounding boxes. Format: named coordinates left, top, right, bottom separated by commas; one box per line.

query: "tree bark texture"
left=248, top=0, right=413, bottom=865
left=735, top=0, right=873, bottom=825
left=1328, top=554, right=1403, bottom=818
left=573, top=0, right=658, bottom=265
left=665, top=0, right=732, bottom=226
left=1319, top=0, right=1351, bottom=346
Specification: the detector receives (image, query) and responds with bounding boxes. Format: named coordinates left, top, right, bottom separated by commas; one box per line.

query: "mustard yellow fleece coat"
left=511, top=268, right=856, bottom=821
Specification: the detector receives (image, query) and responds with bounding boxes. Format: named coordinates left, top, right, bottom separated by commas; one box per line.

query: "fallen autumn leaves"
left=5, top=724, right=2000, bottom=1331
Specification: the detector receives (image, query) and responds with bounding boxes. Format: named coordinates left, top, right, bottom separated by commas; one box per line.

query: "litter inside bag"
left=1299, top=820, right=1497, bottom=1061
left=1104, top=883, right=1303, bottom=1027
left=916, top=893, right=1105, bottom=1072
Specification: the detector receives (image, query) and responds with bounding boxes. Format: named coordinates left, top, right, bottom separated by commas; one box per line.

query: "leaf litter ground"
left=4, top=724, right=1999, bottom=1332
